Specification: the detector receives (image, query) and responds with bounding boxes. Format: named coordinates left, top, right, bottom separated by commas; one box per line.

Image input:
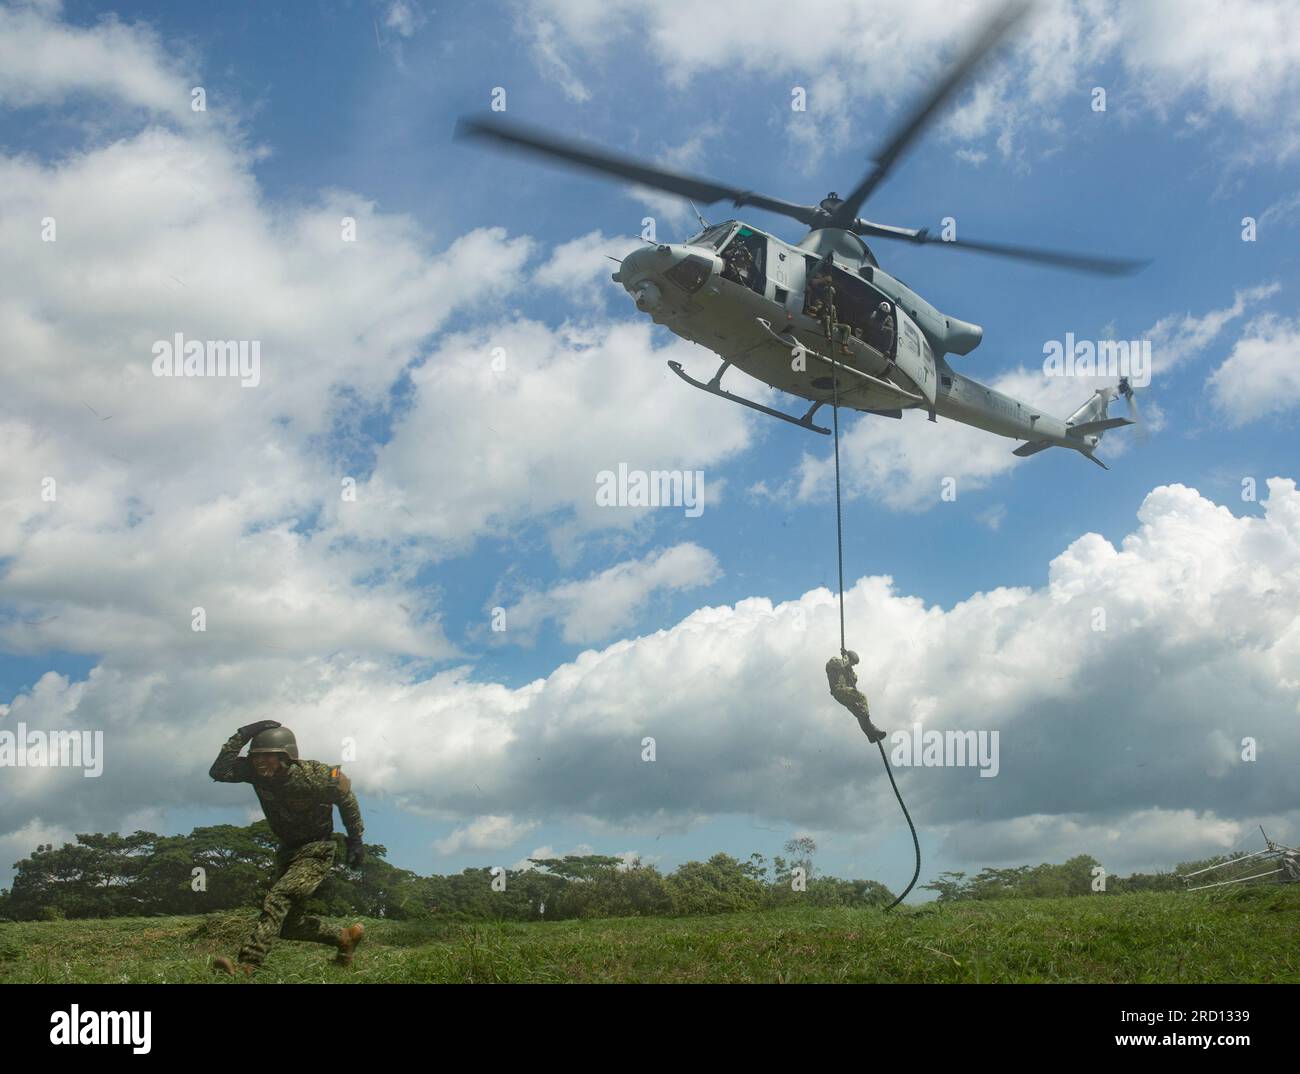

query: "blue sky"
left=2, top=0, right=1299, bottom=897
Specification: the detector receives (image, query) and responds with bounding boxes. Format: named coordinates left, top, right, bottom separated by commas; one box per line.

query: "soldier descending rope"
left=825, top=650, right=887, bottom=743
left=208, top=720, right=367, bottom=976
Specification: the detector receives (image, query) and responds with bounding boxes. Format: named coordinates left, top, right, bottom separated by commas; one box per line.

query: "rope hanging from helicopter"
left=826, top=297, right=921, bottom=912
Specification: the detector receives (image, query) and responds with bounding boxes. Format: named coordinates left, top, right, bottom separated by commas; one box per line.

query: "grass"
left=1, top=886, right=1297, bottom=984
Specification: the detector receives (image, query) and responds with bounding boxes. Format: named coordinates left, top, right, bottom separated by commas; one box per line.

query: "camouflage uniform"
left=825, top=651, right=887, bottom=743
left=805, top=272, right=834, bottom=323
left=209, top=732, right=364, bottom=967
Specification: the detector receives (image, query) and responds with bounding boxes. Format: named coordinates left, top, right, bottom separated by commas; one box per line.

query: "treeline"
left=0, top=825, right=892, bottom=922
left=921, top=852, right=1271, bottom=901
left=0, top=827, right=1256, bottom=923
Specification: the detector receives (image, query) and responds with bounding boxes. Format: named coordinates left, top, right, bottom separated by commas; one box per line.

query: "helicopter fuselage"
left=613, top=220, right=1097, bottom=453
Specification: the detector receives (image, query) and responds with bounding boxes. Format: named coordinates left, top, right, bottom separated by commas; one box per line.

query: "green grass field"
left=2, top=887, right=1297, bottom=984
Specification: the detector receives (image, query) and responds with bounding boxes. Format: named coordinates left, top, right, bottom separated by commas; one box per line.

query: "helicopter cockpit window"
left=719, top=228, right=764, bottom=292
left=689, top=222, right=735, bottom=250
left=665, top=254, right=712, bottom=294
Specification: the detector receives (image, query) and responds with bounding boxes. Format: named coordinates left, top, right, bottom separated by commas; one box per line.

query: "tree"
left=922, top=871, right=969, bottom=902
left=667, top=853, right=765, bottom=915
left=783, top=836, right=817, bottom=881
left=528, top=855, right=623, bottom=881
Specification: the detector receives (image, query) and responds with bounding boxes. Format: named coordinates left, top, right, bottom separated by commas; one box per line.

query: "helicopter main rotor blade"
left=455, top=115, right=820, bottom=227
left=854, top=219, right=1149, bottom=276
left=829, top=0, right=1032, bottom=227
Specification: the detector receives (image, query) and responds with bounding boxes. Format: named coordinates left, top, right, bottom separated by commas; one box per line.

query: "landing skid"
left=667, top=360, right=831, bottom=435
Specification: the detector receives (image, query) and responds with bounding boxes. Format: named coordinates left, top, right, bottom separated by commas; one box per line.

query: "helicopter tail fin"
left=1070, top=416, right=1133, bottom=437
left=1012, top=440, right=1052, bottom=458
left=1011, top=439, right=1111, bottom=468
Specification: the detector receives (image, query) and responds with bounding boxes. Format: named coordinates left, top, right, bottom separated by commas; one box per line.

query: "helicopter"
left=455, top=1, right=1149, bottom=469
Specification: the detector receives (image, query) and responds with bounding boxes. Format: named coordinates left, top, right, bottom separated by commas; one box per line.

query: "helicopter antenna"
left=689, top=201, right=708, bottom=229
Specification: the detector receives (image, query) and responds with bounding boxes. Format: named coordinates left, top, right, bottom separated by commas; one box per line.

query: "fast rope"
left=828, top=318, right=921, bottom=912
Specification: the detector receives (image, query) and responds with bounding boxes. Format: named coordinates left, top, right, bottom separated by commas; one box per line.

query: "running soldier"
left=209, top=720, right=366, bottom=975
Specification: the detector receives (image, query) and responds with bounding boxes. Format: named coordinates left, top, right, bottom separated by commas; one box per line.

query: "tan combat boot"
left=335, top=923, right=365, bottom=966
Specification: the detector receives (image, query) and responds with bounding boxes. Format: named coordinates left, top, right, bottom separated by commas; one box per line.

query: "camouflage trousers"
left=238, top=840, right=339, bottom=966
left=830, top=684, right=881, bottom=739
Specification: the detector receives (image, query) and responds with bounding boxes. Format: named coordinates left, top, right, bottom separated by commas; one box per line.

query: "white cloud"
left=0, top=7, right=760, bottom=666
left=1260, top=190, right=1300, bottom=229
left=976, top=504, right=1006, bottom=531
left=0, top=817, right=74, bottom=884
left=518, top=0, right=1300, bottom=162
left=939, top=807, right=1260, bottom=870
left=331, top=318, right=753, bottom=558
left=497, top=542, right=722, bottom=645
left=0, top=0, right=193, bottom=120
left=0, top=117, right=542, bottom=662
left=533, top=229, right=645, bottom=308
left=435, top=814, right=540, bottom=855
left=384, top=1, right=422, bottom=38
left=1145, top=283, right=1280, bottom=374
left=6, top=477, right=1298, bottom=887
left=1206, top=314, right=1300, bottom=426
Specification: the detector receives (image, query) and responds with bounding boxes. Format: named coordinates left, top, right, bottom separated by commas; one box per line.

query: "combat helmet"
left=249, top=725, right=298, bottom=760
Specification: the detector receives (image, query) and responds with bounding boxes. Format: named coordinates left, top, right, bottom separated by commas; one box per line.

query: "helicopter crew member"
left=869, top=301, right=895, bottom=354
left=209, top=720, right=366, bottom=975
left=826, top=650, right=887, bottom=743
left=805, top=269, right=836, bottom=332
left=721, top=240, right=755, bottom=287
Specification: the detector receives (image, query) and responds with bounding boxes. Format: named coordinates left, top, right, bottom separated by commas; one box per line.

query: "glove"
left=346, top=838, right=366, bottom=868
left=236, top=719, right=281, bottom=741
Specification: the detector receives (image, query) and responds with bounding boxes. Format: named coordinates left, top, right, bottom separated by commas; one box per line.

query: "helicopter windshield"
left=687, top=222, right=735, bottom=250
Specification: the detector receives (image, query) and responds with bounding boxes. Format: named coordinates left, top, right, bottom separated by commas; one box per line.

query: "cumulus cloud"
left=435, top=814, right=540, bottom=855
left=5, top=478, right=1298, bottom=887
left=0, top=5, right=762, bottom=667
left=1206, top=314, right=1300, bottom=426
left=495, top=542, right=722, bottom=645
left=533, top=229, right=645, bottom=308
left=1146, top=283, right=1281, bottom=374
left=0, top=116, right=537, bottom=661
left=0, top=817, right=75, bottom=882
left=0, top=0, right=193, bottom=119
left=4, top=0, right=1298, bottom=896
left=938, top=807, right=1266, bottom=871
left=518, top=0, right=1300, bottom=162
left=330, top=318, right=753, bottom=560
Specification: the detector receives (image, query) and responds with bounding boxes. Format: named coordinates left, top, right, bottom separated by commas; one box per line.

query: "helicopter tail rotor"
left=1117, top=376, right=1149, bottom=445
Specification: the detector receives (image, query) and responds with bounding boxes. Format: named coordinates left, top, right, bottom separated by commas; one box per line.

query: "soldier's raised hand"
left=236, top=719, right=282, bottom=741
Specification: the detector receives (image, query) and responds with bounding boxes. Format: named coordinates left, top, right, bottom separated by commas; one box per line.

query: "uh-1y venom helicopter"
left=456, top=1, right=1149, bottom=469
